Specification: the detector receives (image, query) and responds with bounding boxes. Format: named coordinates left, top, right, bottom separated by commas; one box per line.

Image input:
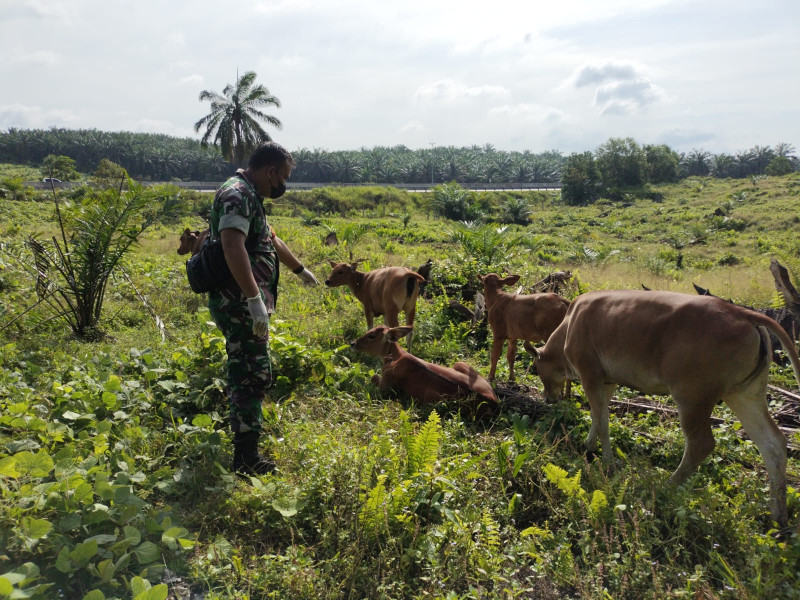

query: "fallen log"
left=768, top=384, right=800, bottom=403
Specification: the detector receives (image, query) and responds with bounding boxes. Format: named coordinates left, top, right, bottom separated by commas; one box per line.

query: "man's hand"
left=246, top=295, right=269, bottom=337
left=296, top=268, right=320, bottom=285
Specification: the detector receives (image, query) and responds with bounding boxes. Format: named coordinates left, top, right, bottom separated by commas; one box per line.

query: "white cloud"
left=414, top=79, right=510, bottom=102
left=169, top=60, right=195, bottom=71
left=269, top=55, right=313, bottom=71
left=0, top=103, right=80, bottom=128
left=572, top=62, right=640, bottom=87
left=177, top=74, right=204, bottom=87
left=166, top=32, right=186, bottom=48
left=398, top=120, right=425, bottom=134
left=8, top=0, right=70, bottom=19
left=11, top=50, right=60, bottom=66
left=129, top=119, right=195, bottom=138
left=561, top=60, right=668, bottom=115
left=595, top=79, right=666, bottom=115
left=489, top=103, right=567, bottom=124
left=253, top=0, right=311, bottom=15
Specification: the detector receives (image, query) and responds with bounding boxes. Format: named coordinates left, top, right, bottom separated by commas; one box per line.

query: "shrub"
left=561, top=152, right=601, bottom=206
left=431, top=183, right=480, bottom=220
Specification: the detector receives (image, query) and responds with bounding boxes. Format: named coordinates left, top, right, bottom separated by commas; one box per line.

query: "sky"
left=1, top=0, right=798, bottom=155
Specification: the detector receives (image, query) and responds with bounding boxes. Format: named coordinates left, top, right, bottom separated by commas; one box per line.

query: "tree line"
left=561, top=138, right=798, bottom=205
left=0, top=128, right=796, bottom=189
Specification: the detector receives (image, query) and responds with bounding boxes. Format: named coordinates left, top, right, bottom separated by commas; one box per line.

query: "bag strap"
left=233, top=172, right=269, bottom=252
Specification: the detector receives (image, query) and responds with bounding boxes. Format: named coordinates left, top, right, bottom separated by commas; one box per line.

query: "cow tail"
left=406, top=274, right=420, bottom=299
left=749, top=312, right=800, bottom=389
left=741, top=326, right=771, bottom=387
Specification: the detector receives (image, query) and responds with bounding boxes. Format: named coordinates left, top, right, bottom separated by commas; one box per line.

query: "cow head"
left=177, top=228, right=198, bottom=255
left=351, top=325, right=413, bottom=356
left=479, top=273, right=521, bottom=293
left=523, top=339, right=567, bottom=403
left=325, top=260, right=362, bottom=287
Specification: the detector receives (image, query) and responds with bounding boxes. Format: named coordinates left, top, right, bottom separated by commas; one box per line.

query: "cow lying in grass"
left=326, top=261, right=425, bottom=347
left=525, top=289, right=800, bottom=528
left=479, top=273, right=570, bottom=381
left=177, top=228, right=208, bottom=256
left=351, top=325, right=498, bottom=418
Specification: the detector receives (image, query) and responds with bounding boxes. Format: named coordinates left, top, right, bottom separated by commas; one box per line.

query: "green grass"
left=0, top=162, right=42, bottom=181
left=1, top=174, right=800, bottom=599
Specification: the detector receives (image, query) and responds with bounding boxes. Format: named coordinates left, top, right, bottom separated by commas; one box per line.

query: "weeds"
left=1, top=176, right=800, bottom=599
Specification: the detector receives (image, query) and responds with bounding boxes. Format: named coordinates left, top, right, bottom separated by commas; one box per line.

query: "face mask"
left=269, top=182, right=286, bottom=199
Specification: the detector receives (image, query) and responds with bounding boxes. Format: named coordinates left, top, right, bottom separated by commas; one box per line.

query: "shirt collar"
left=236, top=168, right=263, bottom=199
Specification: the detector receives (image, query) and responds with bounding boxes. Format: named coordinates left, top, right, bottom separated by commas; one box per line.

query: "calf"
left=526, top=289, right=800, bottom=527
left=177, top=228, right=209, bottom=256
left=479, top=273, right=570, bottom=381
left=351, top=325, right=498, bottom=418
left=326, top=261, right=425, bottom=346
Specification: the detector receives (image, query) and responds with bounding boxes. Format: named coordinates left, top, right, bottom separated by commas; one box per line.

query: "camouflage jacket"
left=208, top=170, right=279, bottom=310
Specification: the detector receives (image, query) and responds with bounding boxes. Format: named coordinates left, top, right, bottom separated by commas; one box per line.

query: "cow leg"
left=670, top=398, right=716, bottom=486
left=489, top=336, right=505, bottom=381
left=506, top=339, right=518, bottom=382
left=404, top=307, right=417, bottom=350
left=724, top=389, right=788, bottom=527
left=583, top=381, right=616, bottom=460
left=365, top=310, right=374, bottom=330
left=385, top=311, right=399, bottom=328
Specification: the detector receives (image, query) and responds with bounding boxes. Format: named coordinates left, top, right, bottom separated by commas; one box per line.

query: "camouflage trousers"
left=209, top=294, right=273, bottom=434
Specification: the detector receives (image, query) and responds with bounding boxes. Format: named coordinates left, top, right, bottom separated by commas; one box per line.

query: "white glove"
left=246, top=295, right=269, bottom=337
left=297, top=267, right=320, bottom=285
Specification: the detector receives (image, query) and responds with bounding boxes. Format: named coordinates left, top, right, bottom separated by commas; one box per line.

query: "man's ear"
left=385, top=326, right=413, bottom=342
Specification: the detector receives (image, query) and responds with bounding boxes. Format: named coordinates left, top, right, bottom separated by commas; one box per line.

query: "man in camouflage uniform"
left=209, top=142, right=319, bottom=476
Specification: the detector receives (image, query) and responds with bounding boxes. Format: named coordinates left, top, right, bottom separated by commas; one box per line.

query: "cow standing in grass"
left=177, top=228, right=208, bottom=256
left=479, top=273, right=570, bottom=382
left=526, top=289, right=800, bottom=528
left=326, top=261, right=425, bottom=347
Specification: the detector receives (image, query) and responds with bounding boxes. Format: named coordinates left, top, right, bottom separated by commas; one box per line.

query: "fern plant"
left=405, top=410, right=441, bottom=476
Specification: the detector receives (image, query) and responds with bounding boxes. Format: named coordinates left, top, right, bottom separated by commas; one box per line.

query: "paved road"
left=27, top=181, right=561, bottom=193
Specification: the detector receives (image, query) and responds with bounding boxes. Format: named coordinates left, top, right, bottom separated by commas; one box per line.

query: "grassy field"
left=1, top=175, right=799, bottom=599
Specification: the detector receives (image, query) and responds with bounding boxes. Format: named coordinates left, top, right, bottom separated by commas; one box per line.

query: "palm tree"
left=193, top=71, right=282, bottom=168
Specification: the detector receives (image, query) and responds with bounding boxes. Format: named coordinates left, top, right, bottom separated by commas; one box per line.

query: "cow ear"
left=386, top=326, right=413, bottom=342
left=329, top=260, right=338, bottom=268
left=183, top=227, right=191, bottom=235
left=477, top=274, right=485, bottom=282
left=501, top=274, right=521, bottom=286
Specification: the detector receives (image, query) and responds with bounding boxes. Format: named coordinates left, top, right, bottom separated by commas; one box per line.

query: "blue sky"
left=1, top=0, right=798, bottom=155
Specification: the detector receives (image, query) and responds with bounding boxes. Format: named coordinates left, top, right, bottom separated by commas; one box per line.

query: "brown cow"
left=479, top=273, right=570, bottom=381
left=526, top=289, right=800, bottom=527
left=351, top=325, right=498, bottom=418
left=325, top=261, right=425, bottom=346
left=177, top=228, right=209, bottom=256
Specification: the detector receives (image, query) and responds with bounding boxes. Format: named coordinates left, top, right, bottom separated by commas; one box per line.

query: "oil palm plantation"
left=193, top=71, right=282, bottom=168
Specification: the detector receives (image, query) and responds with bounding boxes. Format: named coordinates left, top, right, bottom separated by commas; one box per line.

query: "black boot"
left=232, top=431, right=274, bottom=476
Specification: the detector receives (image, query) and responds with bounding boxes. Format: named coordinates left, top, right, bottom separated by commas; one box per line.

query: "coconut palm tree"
left=193, top=71, right=282, bottom=168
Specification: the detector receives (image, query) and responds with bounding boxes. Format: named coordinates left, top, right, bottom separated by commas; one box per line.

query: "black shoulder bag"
left=185, top=236, right=235, bottom=293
